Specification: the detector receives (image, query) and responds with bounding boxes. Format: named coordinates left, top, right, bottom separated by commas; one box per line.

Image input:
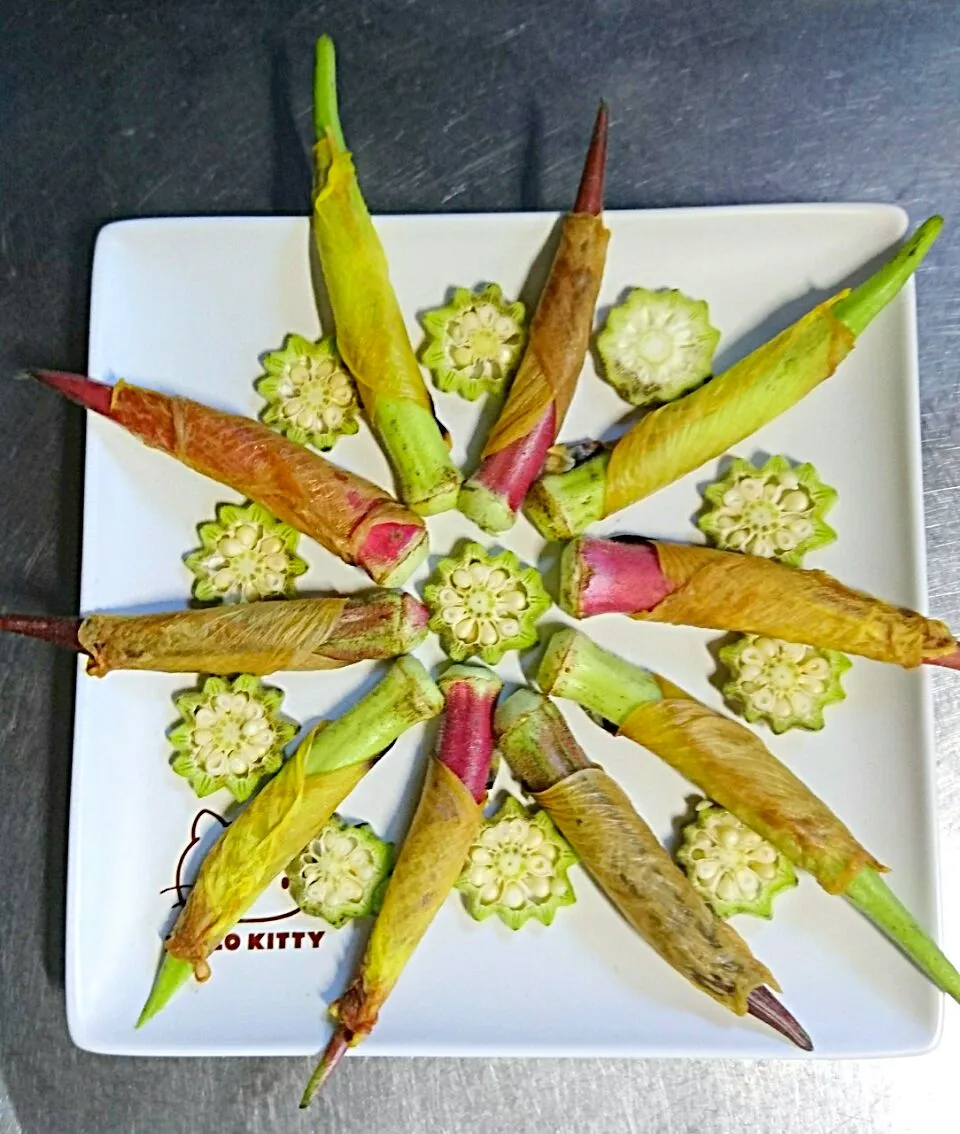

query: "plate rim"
left=67, top=201, right=943, bottom=1058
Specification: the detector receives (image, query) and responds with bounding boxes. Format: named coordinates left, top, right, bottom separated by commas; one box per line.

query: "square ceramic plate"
left=67, top=204, right=942, bottom=1058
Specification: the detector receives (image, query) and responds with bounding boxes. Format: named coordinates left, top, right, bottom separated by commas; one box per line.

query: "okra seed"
left=480, top=882, right=504, bottom=904
left=478, top=622, right=499, bottom=647
left=528, top=876, right=551, bottom=900
left=502, top=883, right=525, bottom=909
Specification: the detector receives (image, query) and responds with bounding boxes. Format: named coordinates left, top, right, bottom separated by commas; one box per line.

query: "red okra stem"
left=560, top=535, right=675, bottom=617
left=27, top=369, right=428, bottom=588
left=435, top=664, right=503, bottom=802
left=461, top=405, right=556, bottom=516
left=0, top=613, right=83, bottom=652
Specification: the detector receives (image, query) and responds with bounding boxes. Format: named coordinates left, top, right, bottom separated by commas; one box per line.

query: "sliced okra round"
left=676, top=799, right=797, bottom=919
left=699, top=455, right=837, bottom=566
left=720, top=634, right=851, bottom=734
left=455, top=795, right=577, bottom=930
left=596, top=287, right=720, bottom=406
left=184, top=501, right=308, bottom=604
left=256, top=333, right=360, bottom=451
left=419, top=284, right=526, bottom=400
left=285, top=815, right=394, bottom=928
left=168, top=674, right=297, bottom=802
left=423, top=542, right=551, bottom=664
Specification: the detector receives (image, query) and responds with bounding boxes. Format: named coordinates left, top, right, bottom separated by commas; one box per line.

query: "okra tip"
left=846, top=866, right=960, bottom=1004
left=746, top=986, right=813, bottom=1052
left=313, top=34, right=346, bottom=151
left=136, top=954, right=194, bottom=1027
left=300, top=1027, right=351, bottom=1107
left=0, top=612, right=83, bottom=653
left=833, top=214, right=944, bottom=338
left=25, top=368, right=114, bottom=415
left=573, top=100, right=609, bottom=217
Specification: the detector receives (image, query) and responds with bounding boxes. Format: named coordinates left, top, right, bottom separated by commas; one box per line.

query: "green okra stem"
left=301, top=655, right=444, bottom=775
left=369, top=398, right=461, bottom=516
left=523, top=449, right=610, bottom=541
left=492, top=687, right=593, bottom=790
left=536, top=627, right=663, bottom=725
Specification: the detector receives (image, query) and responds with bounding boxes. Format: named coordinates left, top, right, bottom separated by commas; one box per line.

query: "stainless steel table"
left=2, top=2, right=958, bottom=1130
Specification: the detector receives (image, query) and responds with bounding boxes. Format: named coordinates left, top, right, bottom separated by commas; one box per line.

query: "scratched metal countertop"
left=2, top=2, right=959, bottom=1132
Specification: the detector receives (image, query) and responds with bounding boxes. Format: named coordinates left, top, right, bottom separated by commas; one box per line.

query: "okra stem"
left=537, top=626, right=662, bottom=725
left=491, top=686, right=592, bottom=790
left=559, top=536, right=674, bottom=617
left=457, top=406, right=557, bottom=534
left=436, top=664, right=503, bottom=801
left=301, top=656, right=443, bottom=776
left=523, top=448, right=609, bottom=541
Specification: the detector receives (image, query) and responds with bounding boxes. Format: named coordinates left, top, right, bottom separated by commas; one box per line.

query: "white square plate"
left=68, top=204, right=942, bottom=1058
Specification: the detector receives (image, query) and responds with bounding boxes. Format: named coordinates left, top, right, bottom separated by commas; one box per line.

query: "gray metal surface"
left=1, top=1, right=959, bottom=1131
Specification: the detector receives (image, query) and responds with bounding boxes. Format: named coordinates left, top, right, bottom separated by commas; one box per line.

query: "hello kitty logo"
left=161, top=809, right=326, bottom=953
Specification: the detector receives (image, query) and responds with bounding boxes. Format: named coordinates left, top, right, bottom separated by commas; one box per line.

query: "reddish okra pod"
left=558, top=535, right=958, bottom=670
left=301, top=664, right=502, bottom=1105
left=457, top=103, right=610, bottom=534
left=26, top=369, right=428, bottom=587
